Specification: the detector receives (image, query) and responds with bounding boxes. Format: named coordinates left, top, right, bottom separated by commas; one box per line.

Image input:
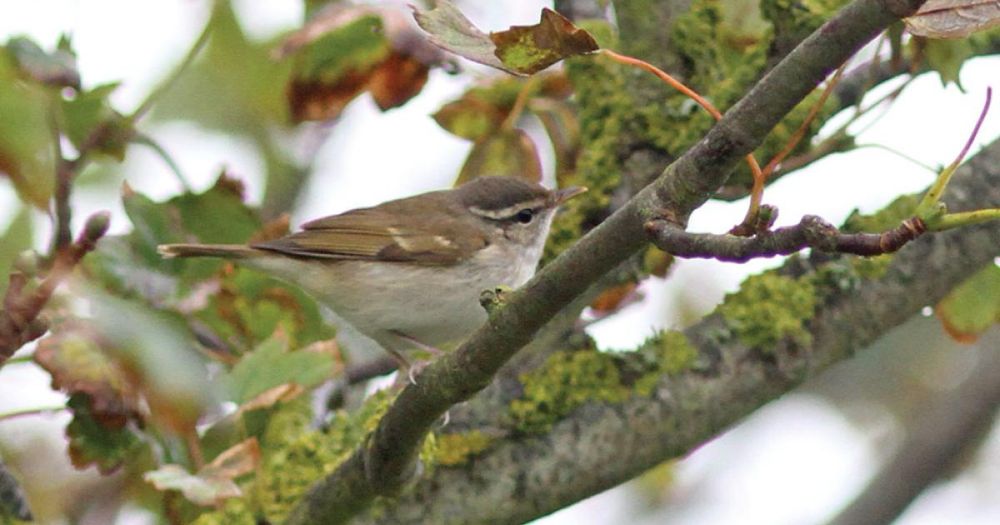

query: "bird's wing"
left=251, top=206, right=488, bottom=265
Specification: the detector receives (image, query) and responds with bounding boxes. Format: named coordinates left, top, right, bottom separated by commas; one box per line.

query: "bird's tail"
left=157, top=244, right=261, bottom=259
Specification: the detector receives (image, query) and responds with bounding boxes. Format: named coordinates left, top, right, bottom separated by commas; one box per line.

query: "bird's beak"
left=553, top=186, right=587, bottom=205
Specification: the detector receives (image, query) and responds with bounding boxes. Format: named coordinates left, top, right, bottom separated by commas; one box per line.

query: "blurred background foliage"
left=0, top=0, right=998, bottom=523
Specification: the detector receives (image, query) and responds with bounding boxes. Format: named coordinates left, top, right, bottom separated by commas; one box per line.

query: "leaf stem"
left=916, top=86, right=992, bottom=218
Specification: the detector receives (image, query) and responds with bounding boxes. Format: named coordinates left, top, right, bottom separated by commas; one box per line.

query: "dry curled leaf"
left=413, top=1, right=598, bottom=75
left=905, top=0, right=1000, bottom=38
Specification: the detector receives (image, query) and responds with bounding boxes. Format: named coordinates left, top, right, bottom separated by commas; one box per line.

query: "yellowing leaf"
left=35, top=322, right=141, bottom=426
left=456, top=128, right=542, bottom=185
left=0, top=57, right=54, bottom=208
left=413, top=2, right=598, bottom=75
left=936, top=264, right=1000, bottom=342
left=905, top=0, right=1000, bottom=38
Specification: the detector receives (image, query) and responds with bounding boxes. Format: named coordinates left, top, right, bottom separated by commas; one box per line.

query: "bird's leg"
left=387, top=330, right=445, bottom=386
left=389, top=330, right=446, bottom=357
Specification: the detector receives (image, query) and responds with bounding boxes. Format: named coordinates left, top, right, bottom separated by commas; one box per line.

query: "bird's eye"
left=515, top=208, right=534, bottom=224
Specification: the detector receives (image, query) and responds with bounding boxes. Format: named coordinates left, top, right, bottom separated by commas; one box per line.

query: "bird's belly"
left=249, top=250, right=533, bottom=350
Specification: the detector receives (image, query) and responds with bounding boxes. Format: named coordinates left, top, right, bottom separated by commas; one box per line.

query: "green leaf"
left=193, top=265, right=337, bottom=352
left=223, top=335, right=334, bottom=404
left=171, top=176, right=260, bottom=244
left=151, top=2, right=290, bottom=132
left=921, top=37, right=973, bottom=87
left=413, top=2, right=598, bottom=75
left=936, top=264, right=1000, bottom=342
left=121, top=174, right=260, bottom=261
left=0, top=206, right=33, bottom=297
left=60, top=83, right=134, bottom=161
left=5, top=35, right=80, bottom=88
left=0, top=57, right=54, bottom=208
left=65, top=393, right=143, bottom=474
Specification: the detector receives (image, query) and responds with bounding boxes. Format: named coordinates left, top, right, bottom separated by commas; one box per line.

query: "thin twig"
left=0, top=212, right=111, bottom=360
left=600, top=48, right=766, bottom=196
left=646, top=214, right=926, bottom=262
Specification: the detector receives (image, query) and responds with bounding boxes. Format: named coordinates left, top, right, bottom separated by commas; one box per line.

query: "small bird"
left=159, top=176, right=585, bottom=381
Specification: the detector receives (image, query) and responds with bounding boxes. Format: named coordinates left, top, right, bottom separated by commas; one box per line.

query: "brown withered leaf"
left=288, top=70, right=370, bottom=122
left=456, top=128, right=542, bottom=185
left=236, top=383, right=304, bottom=414
left=905, top=0, right=1000, bottom=38
left=249, top=213, right=291, bottom=244
left=413, top=1, right=598, bottom=75
left=590, top=282, right=639, bottom=314
left=368, top=52, right=430, bottom=110
left=201, top=437, right=260, bottom=481
left=280, top=4, right=453, bottom=122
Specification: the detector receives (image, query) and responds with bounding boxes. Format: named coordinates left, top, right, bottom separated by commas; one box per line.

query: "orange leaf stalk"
left=599, top=49, right=765, bottom=217
left=733, top=64, right=848, bottom=228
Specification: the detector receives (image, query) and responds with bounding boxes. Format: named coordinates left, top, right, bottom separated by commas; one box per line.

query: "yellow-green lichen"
left=717, top=272, right=818, bottom=352
left=634, top=330, right=698, bottom=395
left=432, top=430, right=494, bottom=466
left=851, top=255, right=893, bottom=280
left=510, top=349, right=631, bottom=433
left=190, top=497, right=256, bottom=525
left=842, top=193, right=920, bottom=233
left=761, top=0, right=849, bottom=44
left=254, top=390, right=398, bottom=523
left=838, top=193, right=921, bottom=280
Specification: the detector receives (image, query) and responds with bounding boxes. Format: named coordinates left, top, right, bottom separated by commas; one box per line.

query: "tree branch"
left=362, top=134, right=1000, bottom=525
left=828, top=329, right=1000, bottom=525
left=283, top=0, right=932, bottom=522
left=647, top=214, right=926, bottom=262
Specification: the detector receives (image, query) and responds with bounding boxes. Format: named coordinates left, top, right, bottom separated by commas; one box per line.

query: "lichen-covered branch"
left=360, top=133, right=1000, bottom=525
left=647, top=214, right=926, bottom=261
left=283, top=0, right=931, bottom=522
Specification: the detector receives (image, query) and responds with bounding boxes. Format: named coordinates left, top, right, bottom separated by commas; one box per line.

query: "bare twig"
left=646, top=214, right=926, bottom=262
left=0, top=212, right=111, bottom=360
